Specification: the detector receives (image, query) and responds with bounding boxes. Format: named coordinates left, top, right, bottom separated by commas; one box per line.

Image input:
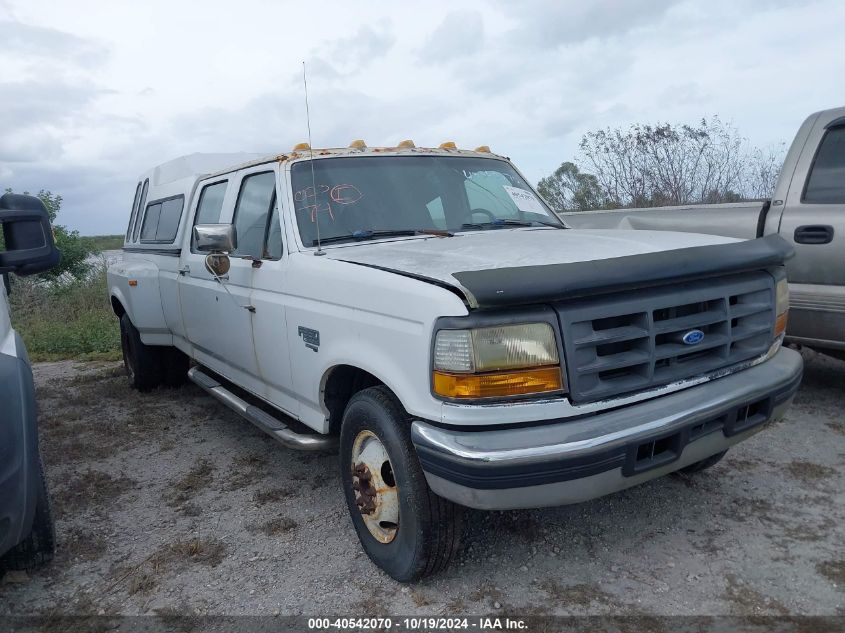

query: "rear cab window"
left=140, top=195, right=185, bottom=243
left=126, top=182, right=142, bottom=242
left=131, top=179, right=149, bottom=242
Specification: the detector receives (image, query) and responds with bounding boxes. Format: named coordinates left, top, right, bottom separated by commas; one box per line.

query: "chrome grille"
left=557, top=273, right=775, bottom=404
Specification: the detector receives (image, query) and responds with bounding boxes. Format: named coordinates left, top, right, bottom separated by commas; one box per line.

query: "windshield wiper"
left=460, top=219, right=564, bottom=230
left=311, top=228, right=453, bottom=246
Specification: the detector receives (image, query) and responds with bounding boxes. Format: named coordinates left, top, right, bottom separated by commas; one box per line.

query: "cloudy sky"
left=1, top=0, right=843, bottom=234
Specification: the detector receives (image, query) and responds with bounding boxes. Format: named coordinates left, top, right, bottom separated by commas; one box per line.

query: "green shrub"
left=8, top=264, right=121, bottom=361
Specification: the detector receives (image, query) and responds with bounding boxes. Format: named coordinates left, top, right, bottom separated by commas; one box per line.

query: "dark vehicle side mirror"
left=0, top=193, right=61, bottom=276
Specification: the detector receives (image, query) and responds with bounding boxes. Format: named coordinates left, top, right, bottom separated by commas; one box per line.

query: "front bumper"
left=411, top=347, right=803, bottom=510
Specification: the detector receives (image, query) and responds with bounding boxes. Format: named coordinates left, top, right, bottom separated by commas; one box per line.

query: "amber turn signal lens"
left=775, top=311, right=788, bottom=337
left=433, top=366, right=563, bottom=399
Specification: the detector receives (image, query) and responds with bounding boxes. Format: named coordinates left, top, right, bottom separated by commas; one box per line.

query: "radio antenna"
left=302, top=61, right=325, bottom=256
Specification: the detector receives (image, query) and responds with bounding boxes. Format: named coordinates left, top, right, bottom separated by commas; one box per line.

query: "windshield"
left=290, top=155, right=562, bottom=246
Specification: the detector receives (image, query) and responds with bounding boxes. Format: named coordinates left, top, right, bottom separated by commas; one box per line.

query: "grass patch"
left=167, top=458, right=215, bottom=507
left=61, top=526, right=108, bottom=562
left=152, top=538, right=228, bottom=569
left=54, top=469, right=137, bottom=519
left=785, top=460, right=836, bottom=484
left=536, top=579, right=619, bottom=609
left=816, top=560, right=845, bottom=588
left=8, top=265, right=121, bottom=361
left=78, top=234, right=124, bottom=251
left=253, top=487, right=293, bottom=505
left=249, top=516, right=298, bottom=536
left=223, top=453, right=268, bottom=491
left=128, top=571, right=159, bottom=595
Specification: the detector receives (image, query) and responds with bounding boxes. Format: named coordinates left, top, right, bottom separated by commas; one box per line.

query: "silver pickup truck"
left=564, top=106, right=845, bottom=358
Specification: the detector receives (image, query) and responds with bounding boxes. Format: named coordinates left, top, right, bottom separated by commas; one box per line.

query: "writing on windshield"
left=294, top=183, right=364, bottom=223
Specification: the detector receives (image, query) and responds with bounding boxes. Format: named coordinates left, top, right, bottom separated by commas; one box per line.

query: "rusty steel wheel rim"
left=351, top=430, right=399, bottom=544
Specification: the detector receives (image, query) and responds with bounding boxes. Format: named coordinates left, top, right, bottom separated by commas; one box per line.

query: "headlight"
left=433, top=323, right=564, bottom=399
left=775, top=277, right=789, bottom=337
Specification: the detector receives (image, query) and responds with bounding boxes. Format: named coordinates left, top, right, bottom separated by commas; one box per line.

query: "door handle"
left=178, top=265, right=191, bottom=276
left=794, top=225, right=834, bottom=245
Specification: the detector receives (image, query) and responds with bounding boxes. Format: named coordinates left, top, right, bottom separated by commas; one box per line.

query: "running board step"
left=188, top=367, right=336, bottom=452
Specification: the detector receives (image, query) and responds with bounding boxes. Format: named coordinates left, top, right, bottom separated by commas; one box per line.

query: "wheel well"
left=110, top=296, right=126, bottom=318
left=324, top=365, right=383, bottom=434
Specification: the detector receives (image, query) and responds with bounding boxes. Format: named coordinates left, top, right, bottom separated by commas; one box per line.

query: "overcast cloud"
left=0, top=0, right=842, bottom=234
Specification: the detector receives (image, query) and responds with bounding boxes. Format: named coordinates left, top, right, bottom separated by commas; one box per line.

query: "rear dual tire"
left=340, top=386, right=463, bottom=582
left=120, top=314, right=189, bottom=391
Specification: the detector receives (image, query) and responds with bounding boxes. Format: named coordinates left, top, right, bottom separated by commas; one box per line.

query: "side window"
left=804, top=126, right=845, bottom=204
left=191, top=180, right=228, bottom=251
left=140, top=203, right=162, bottom=241
left=139, top=196, right=185, bottom=243
left=132, top=179, right=149, bottom=242
left=232, top=171, right=277, bottom=259
left=156, top=197, right=184, bottom=242
left=126, top=182, right=141, bottom=241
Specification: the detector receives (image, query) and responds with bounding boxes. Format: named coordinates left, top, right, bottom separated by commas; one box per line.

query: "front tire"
left=120, top=314, right=162, bottom=392
left=340, top=386, right=463, bottom=582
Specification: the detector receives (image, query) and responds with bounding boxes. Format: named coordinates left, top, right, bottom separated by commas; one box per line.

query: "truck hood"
left=326, top=228, right=792, bottom=309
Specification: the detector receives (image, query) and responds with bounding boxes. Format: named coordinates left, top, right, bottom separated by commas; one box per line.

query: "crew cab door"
left=776, top=114, right=845, bottom=345
left=248, top=170, right=298, bottom=418
left=178, top=173, right=260, bottom=383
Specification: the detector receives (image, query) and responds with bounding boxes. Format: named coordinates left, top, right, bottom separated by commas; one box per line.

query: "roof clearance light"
left=475, top=145, right=491, bottom=153
left=439, top=141, right=457, bottom=150
left=292, top=142, right=310, bottom=151
left=349, top=139, right=367, bottom=149
left=397, top=140, right=415, bottom=148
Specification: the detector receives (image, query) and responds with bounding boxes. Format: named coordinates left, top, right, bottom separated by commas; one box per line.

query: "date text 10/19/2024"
left=308, top=618, right=529, bottom=631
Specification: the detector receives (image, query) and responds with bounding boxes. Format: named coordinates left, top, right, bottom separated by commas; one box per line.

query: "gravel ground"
left=0, top=348, right=843, bottom=617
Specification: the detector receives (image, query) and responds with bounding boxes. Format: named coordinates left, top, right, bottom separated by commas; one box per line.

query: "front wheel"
left=120, top=314, right=162, bottom=392
left=340, top=386, right=463, bottom=582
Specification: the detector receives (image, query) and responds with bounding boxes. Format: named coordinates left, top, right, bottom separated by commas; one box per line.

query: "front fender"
left=107, top=258, right=169, bottom=339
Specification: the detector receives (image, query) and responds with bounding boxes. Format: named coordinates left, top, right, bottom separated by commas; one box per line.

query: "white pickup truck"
left=108, top=143, right=802, bottom=581
left=564, top=105, right=845, bottom=358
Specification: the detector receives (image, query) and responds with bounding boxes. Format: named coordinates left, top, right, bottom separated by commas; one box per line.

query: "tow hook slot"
left=723, top=396, right=773, bottom=437
left=624, top=430, right=684, bottom=476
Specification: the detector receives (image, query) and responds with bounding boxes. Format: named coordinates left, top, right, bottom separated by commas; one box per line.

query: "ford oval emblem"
left=682, top=329, right=705, bottom=345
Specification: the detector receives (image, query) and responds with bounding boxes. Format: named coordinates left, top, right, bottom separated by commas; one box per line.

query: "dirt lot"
left=0, top=348, right=843, bottom=617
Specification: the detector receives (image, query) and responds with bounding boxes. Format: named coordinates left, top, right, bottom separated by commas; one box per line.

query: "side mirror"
left=194, top=224, right=236, bottom=253
left=0, top=193, right=61, bottom=276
